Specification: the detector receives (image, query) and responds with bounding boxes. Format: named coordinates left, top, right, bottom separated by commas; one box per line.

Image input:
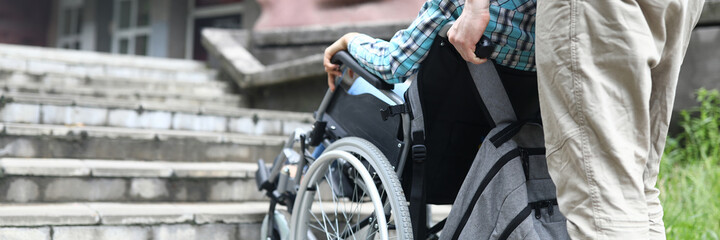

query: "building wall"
left=0, top=0, right=52, bottom=46
left=93, top=0, right=113, bottom=52
left=676, top=26, right=720, bottom=110
left=254, top=0, right=424, bottom=29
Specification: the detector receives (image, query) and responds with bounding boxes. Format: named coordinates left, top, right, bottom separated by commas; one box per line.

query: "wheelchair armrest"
left=331, top=51, right=394, bottom=91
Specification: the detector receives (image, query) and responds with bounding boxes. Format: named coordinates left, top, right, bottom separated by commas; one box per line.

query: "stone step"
left=0, top=202, right=268, bottom=240
left=0, top=44, right=217, bottom=81
left=0, top=201, right=451, bottom=240
left=1, top=71, right=234, bottom=97
left=0, top=123, right=287, bottom=162
left=0, top=96, right=313, bottom=135
left=0, top=84, right=242, bottom=108
left=1, top=91, right=242, bottom=112
left=0, top=158, right=264, bottom=203
left=0, top=56, right=218, bottom=84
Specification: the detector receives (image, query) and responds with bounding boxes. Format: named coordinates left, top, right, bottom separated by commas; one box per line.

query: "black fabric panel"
left=494, top=64, right=541, bottom=122
left=324, top=87, right=403, bottom=167
left=404, top=37, right=492, bottom=204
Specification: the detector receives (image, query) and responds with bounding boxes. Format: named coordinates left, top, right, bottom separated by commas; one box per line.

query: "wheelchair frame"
left=255, top=22, right=495, bottom=240
left=256, top=69, right=417, bottom=239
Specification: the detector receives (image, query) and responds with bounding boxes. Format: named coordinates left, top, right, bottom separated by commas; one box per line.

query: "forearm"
left=346, top=0, right=463, bottom=83
left=346, top=34, right=407, bottom=84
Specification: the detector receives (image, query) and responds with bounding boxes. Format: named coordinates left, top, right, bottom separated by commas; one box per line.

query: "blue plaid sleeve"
left=347, top=0, right=537, bottom=84
left=347, top=0, right=462, bottom=84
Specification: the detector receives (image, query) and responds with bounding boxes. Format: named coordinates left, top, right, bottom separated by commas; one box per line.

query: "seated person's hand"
left=323, top=32, right=359, bottom=91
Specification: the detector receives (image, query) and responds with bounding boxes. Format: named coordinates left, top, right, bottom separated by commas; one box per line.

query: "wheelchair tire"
left=260, top=211, right=290, bottom=240
left=290, top=137, right=412, bottom=240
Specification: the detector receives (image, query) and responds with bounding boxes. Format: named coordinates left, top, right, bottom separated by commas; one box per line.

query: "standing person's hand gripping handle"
left=448, top=0, right=491, bottom=65
left=323, top=32, right=359, bottom=91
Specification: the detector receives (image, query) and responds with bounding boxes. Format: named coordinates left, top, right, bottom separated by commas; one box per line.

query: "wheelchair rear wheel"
left=290, top=137, right=412, bottom=240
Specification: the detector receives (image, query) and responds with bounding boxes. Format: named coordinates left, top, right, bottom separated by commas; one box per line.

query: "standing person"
left=449, top=0, right=705, bottom=239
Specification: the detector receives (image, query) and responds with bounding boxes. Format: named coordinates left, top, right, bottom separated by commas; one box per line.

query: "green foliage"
left=660, top=88, right=720, bottom=240
left=660, top=164, right=720, bottom=240
left=663, top=88, right=720, bottom=166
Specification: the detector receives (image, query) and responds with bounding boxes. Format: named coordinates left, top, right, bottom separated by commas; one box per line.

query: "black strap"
left=428, top=218, right=447, bottom=235
left=380, top=104, right=407, bottom=121
left=498, top=206, right=532, bottom=240
left=496, top=199, right=558, bottom=240
left=409, top=131, right=427, bottom=240
left=489, top=120, right=527, bottom=147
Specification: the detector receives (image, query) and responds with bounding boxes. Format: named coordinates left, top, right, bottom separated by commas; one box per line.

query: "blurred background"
left=0, top=0, right=717, bottom=239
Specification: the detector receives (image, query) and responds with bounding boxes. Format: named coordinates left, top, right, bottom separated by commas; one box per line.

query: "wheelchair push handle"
left=438, top=21, right=495, bottom=59
left=330, top=51, right=394, bottom=90
left=474, top=35, right=494, bottom=59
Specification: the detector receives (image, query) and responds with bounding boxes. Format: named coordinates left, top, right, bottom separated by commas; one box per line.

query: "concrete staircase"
left=0, top=44, right=307, bottom=240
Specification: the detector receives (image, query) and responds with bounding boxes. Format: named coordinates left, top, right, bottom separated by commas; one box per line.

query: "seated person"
left=322, top=0, right=536, bottom=91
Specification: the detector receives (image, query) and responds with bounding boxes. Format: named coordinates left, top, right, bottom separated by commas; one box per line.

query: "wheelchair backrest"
left=322, top=83, right=404, bottom=167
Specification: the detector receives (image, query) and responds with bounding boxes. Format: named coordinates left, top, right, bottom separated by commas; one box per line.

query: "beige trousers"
left=535, top=0, right=704, bottom=239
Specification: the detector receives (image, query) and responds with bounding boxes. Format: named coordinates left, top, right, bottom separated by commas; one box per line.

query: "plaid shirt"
left=348, top=0, right=536, bottom=84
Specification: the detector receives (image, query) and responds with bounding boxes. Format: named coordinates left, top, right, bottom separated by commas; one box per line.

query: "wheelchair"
left=254, top=22, right=539, bottom=240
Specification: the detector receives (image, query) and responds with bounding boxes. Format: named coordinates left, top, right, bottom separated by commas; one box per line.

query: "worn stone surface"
left=177, top=202, right=268, bottom=224
left=5, top=179, right=39, bottom=203
left=153, top=224, right=238, bottom=240
left=0, top=124, right=284, bottom=162
left=172, top=162, right=255, bottom=178
left=0, top=203, right=99, bottom=226
left=85, top=160, right=172, bottom=177
left=1, top=79, right=239, bottom=103
left=172, top=113, right=228, bottom=133
left=237, top=223, right=263, bottom=240
left=27, top=60, right=67, bottom=75
left=40, top=105, right=109, bottom=126
left=0, top=227, right=51, bottom=240
left=44, top=178, right=127, bottom=201
left=208, top=180, right=263, bottom=201
left=195, top=224, right=239, bottom=240
left=1, top=97, right=311, bottom=135
left=254, top=119, right=283, bottom=136
left=129, top=178, right=169, bottom=200
left=69, top=107, right=109, bottom=126
left=0, top=104, right=40, bottom=124
left=0, top=176, right=264, bottom=203
left=0, top=138, right=36, bottom=157
left=0, top=43, right=208, bottom=72
left=52, top=226, right=150, bottom=240
left=0, top=158, right=90, bottom=176
left=89, top=203, right=193, bottom=225
left=0, top=158, right=256, bottom=178
left=0, top=57, right=27, bottom=71
left=152, top=224, right=197, bottom=240
left=37, top=74, right=230, bottom=94
left=228, top=117, right=255, bottom=135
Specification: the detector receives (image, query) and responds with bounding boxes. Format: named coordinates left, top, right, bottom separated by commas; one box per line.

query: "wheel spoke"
left=293, top=139, right=410, bottom=240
